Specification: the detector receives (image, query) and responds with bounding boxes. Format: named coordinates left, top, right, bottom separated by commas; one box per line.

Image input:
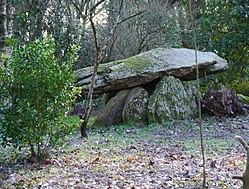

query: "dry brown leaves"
left=0, top=115, right=248, bottom=188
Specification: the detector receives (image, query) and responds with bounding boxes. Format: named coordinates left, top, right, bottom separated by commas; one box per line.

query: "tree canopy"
left=1, top=0, right=246, bottom=83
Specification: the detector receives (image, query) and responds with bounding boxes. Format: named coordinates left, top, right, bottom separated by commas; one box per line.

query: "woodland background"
left=1, top=0, right=248, bottom=85
left=0, top=0, right=249, bottom=188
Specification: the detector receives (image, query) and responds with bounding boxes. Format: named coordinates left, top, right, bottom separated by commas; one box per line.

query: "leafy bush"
left=0, top=36, right=80, bottom=160
left=197, top=0, right=249, bottom=83
left=229, top=79, right=249, bottom=96
left=238, top=94, right=249, bottom=105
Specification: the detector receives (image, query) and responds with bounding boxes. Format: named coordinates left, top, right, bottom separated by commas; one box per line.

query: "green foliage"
left=11, top=0, right=95, bottom=69
left=228, top=79, right=249, bottom=96
left=199, top=78, right=220, bottom=95
left=0, top=36, right=80, bottom=159
left=238, top=94, right=249, bottom=105
left=197, top=0, right=249, bottom=82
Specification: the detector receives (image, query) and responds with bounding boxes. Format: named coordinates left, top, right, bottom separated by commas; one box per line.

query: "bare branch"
left=232, top=176, right=244, bottom=181
left=118, top=0, right=124, bottom=13
left=89, top=13, right=99, bottom=51
left=235, top=135, right=249, bottom=150
left=69, top=0, right=87, bottom=20
left=232, top=136, right=249, bottom=188
left=117, top=10, right=147, bottom=25
left=89, top=0, right=106, bottom=13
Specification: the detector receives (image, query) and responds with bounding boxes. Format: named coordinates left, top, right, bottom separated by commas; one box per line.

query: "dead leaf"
left=229, top=159, right=238, bottom=166
left=210, top=160, right=217, bottom=168
left=43, top=157, right=51, bottom=164
left=92, top=157, right=100, bottom=164
left=148, top=159, right=155, bottom=166
left=127, top=156, right=135, bottom=161
left=164, top=160, right=170, bottom=164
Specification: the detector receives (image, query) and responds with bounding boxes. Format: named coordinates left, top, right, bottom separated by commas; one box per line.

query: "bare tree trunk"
left=79, top=0, right=146, bottom=137
left=188, top=0, right=206, bottom=188
left=80, top=13, right=102, bottom=137
left=80, top=0, right=107, bottom=137
left=0, top=0, right=8, bottom=65
left=175, top=2, right=190, bottom=48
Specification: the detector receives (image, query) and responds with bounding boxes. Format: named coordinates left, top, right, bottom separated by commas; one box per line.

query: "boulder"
left=147, top=76, right=198, bottom=124
left=122, top=87, right=149, bottom=123
left=75, top=48, right=228, bottom=94
left=93, top=89, right=131, bottom=127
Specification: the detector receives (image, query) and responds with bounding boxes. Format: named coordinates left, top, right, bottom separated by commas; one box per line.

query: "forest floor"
left=0, top=115, right=249, bottom=189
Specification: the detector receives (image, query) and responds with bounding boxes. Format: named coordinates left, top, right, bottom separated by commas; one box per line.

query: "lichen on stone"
left=147, top=76, right=198, bottom=124
left=111, top=55, right=153, bottom=73
left=122, top=87, right=149, bottom=123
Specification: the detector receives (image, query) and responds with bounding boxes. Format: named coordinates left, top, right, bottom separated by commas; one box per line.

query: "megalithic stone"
left=75, top=48, right=228, bottom=94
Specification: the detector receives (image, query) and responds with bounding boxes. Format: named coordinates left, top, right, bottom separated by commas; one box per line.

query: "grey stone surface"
left=122, top=87, right=149, bottom=123
left=93, top=89, right=131, bottom=127
left=75, top=48, right=228, bottom=94
left=147, top=76, right=198, bottom=124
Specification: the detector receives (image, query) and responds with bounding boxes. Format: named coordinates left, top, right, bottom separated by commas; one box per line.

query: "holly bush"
left=0, top=36, right=80, bottom=160
left=197, top=0, right=249, bottom=83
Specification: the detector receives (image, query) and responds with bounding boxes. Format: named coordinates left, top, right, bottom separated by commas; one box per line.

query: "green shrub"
left=238, top=94, right=249, bottom=105
left=0, top=36, right=80, bottom=160
left=229, top=79, right=249, bottom=96
left=197, top=0, right=249, bottom=83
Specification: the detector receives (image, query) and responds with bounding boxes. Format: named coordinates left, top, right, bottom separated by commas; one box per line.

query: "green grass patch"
left=182, top=138, right=239, bottom=155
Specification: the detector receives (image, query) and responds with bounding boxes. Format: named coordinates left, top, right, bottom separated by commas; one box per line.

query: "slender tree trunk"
left=80, top=11, right=102, bottom=137
left=0, top=0, right=8, bottom=65
left=188, top=0, right=206, bottom=188
left=80, top=0, right=107, bottom=137
left=80, top=0, right=146, bottom=137
left=28, top=140, right=36, bottom=158
left=175, top=2, right=190, bottom=48
left=68, top=0, right=107, bottom=137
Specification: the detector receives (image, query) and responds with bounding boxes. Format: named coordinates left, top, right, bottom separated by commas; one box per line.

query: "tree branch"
left=235, top=135, right=249, bottom=150
left=117, top=10, right=147, bottom=25
left=232, top=176, right=244, bottom=181
left=89, top=0, right=106, bottom=13
left=232, top=136, right=249, bottom=189
left=69, top=0, right=87, bottom=21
